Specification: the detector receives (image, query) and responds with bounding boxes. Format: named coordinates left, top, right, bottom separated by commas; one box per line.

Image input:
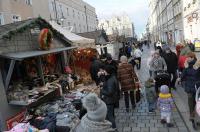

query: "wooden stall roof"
left=0, top=47, right=76, bottom=60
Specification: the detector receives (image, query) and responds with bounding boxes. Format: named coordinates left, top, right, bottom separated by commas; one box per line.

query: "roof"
left=0, top=47, right=76, bottom=60
left=0, top=17, right=72, bottom=46
left=78, top=30, right=109, bottom=42
left=49, top=21, right=95, bottom=48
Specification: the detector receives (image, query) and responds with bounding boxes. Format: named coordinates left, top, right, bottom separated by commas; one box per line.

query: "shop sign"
left=194, top=40, right=200, bottom=48
left=187, top=16, right=193, bottom=23
left=6, top=109, right=27, bottom=130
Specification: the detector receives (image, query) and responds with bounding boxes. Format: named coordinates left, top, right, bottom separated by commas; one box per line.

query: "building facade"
left=148, top=0, right=184, bottom=45
left=0, top=0, right=33, bottom=25
left=47, top=0, right=97, bottom=33
left=98, top=15, right=135, bottom=38
left=183, top=0, right=200, bottom=42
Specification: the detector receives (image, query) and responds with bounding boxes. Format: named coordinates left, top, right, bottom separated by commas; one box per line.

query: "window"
left=78, top=12, right=80, bottom=19
left=73, top=10, right=75, bottom=18
left=74, top=23, right=76, bottom=32
left=12, top=15, right=21, bottom=22
left=66, top=8, right=69, bottom=16
left=68, top=22, right=70, bottom=26
left=0, top=13, right=4, bottom=25
left=25, top=0, right=32, bottom=5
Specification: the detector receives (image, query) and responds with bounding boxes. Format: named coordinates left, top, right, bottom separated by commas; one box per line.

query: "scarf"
left=159, top=93, right=172, bottom=99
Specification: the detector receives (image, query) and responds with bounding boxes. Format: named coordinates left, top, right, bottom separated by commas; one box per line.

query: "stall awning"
left=49, top=21, right=96, bottom=48
left=0, top=47, right=76, bottom=60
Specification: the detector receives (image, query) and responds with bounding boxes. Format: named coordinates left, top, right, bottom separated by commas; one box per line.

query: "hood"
left=76, top=115, right=114, bottom=132
left=160, top=85, right=169, bottom=94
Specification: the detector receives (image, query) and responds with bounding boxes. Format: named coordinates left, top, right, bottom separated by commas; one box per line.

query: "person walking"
left=105, top=54, right=118, bottom=76
left=149, top=51, right=167, bottom=78
left=157, top=85, right=174, bottom=127
left=133, top=46, right=142, bottom=70
left=163, top=47, right=178, bottom=89
left=145, top=78, right=157, bottom=113
left=90, top=56, right=103, bottom=86
left=101, top=65, right=119, bottom=129
left=117, top=56, right=139, bottom=112
left=181, top=52, right=197, bottom=122
left=74, top=93, right=114, bottom=132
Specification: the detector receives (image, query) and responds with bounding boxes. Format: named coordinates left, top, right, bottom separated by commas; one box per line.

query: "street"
left=115, top=46, right=195, bottom=132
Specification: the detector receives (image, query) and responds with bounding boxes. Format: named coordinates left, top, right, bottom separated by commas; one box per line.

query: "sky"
left=84, top=0, right=150, bottom=36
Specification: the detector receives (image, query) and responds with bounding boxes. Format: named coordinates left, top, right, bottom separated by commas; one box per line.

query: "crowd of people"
left=74, top=40, right=200, bottom=131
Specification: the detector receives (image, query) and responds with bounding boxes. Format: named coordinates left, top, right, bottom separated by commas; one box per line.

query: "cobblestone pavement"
left=115, top=46, right=189, bottom=132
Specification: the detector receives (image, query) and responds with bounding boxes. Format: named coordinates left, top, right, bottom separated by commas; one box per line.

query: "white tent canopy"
left=49, top=21, right=95, bottom=48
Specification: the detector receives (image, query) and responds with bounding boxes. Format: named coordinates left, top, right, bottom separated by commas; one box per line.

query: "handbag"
left=135, top=81, right=141, bottom=103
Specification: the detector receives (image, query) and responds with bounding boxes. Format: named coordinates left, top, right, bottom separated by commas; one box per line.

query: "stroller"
left=154, top=70, right=171, bottom=95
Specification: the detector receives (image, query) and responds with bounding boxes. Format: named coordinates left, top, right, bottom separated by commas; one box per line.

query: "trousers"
left=124, top=91, right=135, bottom=109
left=106, top=105, right=116, bottom=128
left=161, top=112, right=171, bottom=123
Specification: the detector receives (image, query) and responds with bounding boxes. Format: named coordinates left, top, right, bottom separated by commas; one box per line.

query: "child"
left=145, top=78, right=157, bottom=113
left=157, top=85, right=174, bottom=127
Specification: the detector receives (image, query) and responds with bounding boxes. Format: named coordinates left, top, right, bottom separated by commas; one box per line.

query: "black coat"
left=181, top=60, right=198, bottom=93
left=101, top=75, right=119, bottom=105
left=163, top=51, right=178, bottom=73
left=90, top=59, right=102, bottom=81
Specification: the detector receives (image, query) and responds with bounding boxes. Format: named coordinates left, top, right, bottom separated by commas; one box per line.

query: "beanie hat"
left=160, top=85, right=169, bottom=94
left=104, top=65, right=115, bottom=75
left=82, top=93, right=107, bottom=122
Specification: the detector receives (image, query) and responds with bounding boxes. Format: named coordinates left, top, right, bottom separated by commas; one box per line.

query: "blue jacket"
left=181, top=60, right=198, bottom=93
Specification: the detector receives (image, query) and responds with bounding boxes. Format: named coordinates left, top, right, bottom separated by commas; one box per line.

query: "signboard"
left=194, top=40, right=200, bottom=51
left=6, top=109, right=27, bottom=130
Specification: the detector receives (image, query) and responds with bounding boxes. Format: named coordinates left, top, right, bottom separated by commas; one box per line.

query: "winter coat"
left=181, top=59, right=198, bottom=93
left=101, top=75, right=119, bottom=105
left=133, top=49, right=142, bottom=58
left=73, top=115, right=114, bottom=132
left=163, top=51, right=178, bottom=73
left=149, top=57, right=167, bottom=72
left=117, top=63, right=137, bottom=92
left=90, top=59, right=103, bottom=81
left=157, top=94, right=174, bottom=113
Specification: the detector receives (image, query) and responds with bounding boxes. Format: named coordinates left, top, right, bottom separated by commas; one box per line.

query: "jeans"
left=106, top=105, right=116, bottom=128
left=124, top=91, right=135, bottom=109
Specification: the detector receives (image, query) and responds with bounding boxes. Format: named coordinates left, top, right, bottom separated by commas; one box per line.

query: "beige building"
left=148, top=0, right=184, bottom=45
left=183, top=0, right=200, bottom=42
left=98, top=15, right=135, bottom=38
left=47, top=0, right=97, bottom=33
left=0, top=0, right=33, bottom=25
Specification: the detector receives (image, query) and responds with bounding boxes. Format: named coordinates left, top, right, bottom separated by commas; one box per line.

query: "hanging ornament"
left=38, top=28, right=53, bottom=50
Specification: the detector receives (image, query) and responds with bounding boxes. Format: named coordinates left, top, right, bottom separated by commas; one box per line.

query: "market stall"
left=49, top=22, right=97, bottom=84
left=0, top=18, right=78, bottom=131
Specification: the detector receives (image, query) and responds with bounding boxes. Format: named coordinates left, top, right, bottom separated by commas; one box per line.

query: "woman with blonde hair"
left=117, top=55, right=139, bottom=112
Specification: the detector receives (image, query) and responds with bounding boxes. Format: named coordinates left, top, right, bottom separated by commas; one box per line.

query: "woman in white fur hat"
left=73, top=93, right=115, bottom=132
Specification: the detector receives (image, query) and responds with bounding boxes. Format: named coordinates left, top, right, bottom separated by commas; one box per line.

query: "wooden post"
left=37, top=57, right=45, bottom=85
left=5, top=60, right=16, bottom=90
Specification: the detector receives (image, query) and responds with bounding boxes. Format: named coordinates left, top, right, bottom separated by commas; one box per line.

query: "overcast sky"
left=84, top=0, right=149, bottom=36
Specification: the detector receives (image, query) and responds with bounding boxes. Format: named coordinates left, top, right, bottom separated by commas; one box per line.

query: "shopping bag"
left=135, top=89, right=141, bottom=103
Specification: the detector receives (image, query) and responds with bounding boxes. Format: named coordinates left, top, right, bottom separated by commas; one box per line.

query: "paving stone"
left=149, top=127, right=159, bottom=132
left=123, top=127, right=132, bottom=132
left=140, top=127, right=149, bottom=132
left=157, top=128, right=168, bottom=132
left=178, top=127, right=188, bottom=132
left=176, top=122, right=185, bottom=127
left=145, top=123, right=155, bottom=127
left=168, top=128, right=178, bottom=132
left=131, top=127, right=140, bottom=132
left=137, top=123, right=145, bottom=127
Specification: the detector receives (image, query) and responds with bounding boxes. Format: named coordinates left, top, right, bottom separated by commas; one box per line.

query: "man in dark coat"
left=90, top=56, right=103, bottom=85
left=101, top=65, right=119, bottom=129
left=163, top=47, right=178, bottom=89
left=105, top=54, right=118, bottom=76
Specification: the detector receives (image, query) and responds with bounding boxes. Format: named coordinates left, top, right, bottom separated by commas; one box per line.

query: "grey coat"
left=73, top=115, right=114, bottom=132
left=149, top=57, right=167, bottom=72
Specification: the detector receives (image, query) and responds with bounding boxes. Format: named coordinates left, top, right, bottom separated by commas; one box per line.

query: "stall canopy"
left=49, top=21, right=95, bottom=48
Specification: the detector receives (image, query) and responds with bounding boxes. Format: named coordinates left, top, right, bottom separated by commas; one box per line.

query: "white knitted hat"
left=82, top=93, right=107, bottom=122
